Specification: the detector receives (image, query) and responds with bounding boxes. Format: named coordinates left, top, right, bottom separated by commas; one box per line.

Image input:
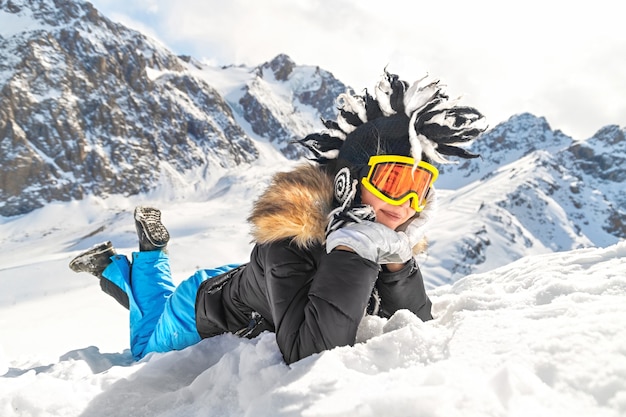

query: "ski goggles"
left=361, top=155, right=439, bottom=212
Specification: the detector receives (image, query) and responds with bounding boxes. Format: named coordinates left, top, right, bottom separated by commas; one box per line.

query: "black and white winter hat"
left=297, top=70, right=487, bottom=206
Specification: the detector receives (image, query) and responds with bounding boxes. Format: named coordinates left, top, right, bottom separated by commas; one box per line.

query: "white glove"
left=326, top=221, right=413, bottom=264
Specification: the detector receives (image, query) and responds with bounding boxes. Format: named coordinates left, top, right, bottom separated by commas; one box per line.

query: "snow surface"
left=0, top=8, right=41, bottom=38
left=1, top=158, right=625, bottom=417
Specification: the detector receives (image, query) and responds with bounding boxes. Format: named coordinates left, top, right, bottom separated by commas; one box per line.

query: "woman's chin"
left=376, top=212, right=405, bottom=230
left=376, top=218, right=402, bottom=230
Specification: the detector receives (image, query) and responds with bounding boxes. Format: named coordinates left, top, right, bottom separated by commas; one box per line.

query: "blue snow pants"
left=101, top=250, right=238, bottom=360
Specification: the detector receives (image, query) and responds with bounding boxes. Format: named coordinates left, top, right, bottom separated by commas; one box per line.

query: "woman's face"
left=360, top=185, right=416, bottom=230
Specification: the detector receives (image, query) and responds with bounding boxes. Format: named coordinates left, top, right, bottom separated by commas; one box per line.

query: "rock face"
left=562, top=125, right=626, bottom=237
left=238, top=54, right=346, bottom=159
left=0, top=1, right=347, bottom=216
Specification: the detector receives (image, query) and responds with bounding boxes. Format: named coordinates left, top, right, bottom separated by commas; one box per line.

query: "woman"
left=69, top=71, right=486, bottom=364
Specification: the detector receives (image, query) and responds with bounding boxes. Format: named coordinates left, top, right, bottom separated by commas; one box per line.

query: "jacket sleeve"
left=375, top=259, right=433, bottom=322
left=256, top=240, right=379, bottom=364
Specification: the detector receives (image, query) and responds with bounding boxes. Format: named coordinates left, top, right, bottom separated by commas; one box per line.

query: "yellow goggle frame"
left=361, top=155, right=439, bottom=212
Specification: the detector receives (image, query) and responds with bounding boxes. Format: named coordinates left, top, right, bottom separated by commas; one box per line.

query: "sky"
left=86, top=0, right=626, bottom=141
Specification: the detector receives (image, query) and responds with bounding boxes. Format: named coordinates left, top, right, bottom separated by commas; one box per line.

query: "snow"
left=0, top=9, right=40, bottom=38
left=183, top=59, right=331, bottom=144
left=1, top=161, right=625, bottom=417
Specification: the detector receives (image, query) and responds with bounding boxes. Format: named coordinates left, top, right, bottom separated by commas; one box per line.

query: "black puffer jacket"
left=195, top=164, right=433, bottom=364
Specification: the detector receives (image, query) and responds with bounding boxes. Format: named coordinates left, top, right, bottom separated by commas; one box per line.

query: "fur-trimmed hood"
left=247, top=163, right=431, bottom=254
left=247, top=163, right=334, bottom=248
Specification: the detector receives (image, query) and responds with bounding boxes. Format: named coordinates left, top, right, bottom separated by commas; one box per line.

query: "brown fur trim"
left=248, top=163, right=334, bottom=248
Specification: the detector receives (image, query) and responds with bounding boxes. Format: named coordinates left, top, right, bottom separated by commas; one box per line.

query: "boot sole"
left=134, top=207, right=170, bottom=247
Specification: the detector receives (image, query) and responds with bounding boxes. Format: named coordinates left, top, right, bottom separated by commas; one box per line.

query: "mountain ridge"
left=0, top=0, right=623, bottom=284
left=423, top=120, right=625, bottom=284
left=0, top=0, right=345, bottom=216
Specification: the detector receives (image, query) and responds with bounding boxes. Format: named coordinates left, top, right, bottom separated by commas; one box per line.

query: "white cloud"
left=89, top=0, right=626, bottom=139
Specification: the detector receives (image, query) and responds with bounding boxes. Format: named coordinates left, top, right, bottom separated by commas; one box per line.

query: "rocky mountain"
left=435, top=113, right=573, bottom=189
left=0, top=0, right=346, bottom=217
left=422, top=114, right=625, bottom=285
left=0, top=0, right=623, bottom=286
left=236, top=53, right=346, bottom=159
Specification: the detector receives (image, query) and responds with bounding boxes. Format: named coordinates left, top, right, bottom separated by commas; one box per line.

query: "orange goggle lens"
left=361, top=155, right=438, bottom=212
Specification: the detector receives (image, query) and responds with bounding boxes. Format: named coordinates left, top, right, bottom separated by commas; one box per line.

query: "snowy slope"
left=1, top=192, right=624, bottom=416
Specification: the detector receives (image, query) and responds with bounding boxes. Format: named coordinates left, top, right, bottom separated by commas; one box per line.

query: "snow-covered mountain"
left=1, top=0, right=624, bottom=285
left=0, top=0, right=346, bottom=217
left=423, top=115, right=625, bottom=285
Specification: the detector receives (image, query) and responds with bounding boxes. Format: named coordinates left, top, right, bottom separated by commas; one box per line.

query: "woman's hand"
left=326, top=221, right=413, bottom=264
left=333, top=243, right=407, bottom=271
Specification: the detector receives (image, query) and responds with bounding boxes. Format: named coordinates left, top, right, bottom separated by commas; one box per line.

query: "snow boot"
left=69, top=241, right=117, bottom=276
left=134, top=206, right=170, bottom=252
left=69, top=241, right=129, bottom=309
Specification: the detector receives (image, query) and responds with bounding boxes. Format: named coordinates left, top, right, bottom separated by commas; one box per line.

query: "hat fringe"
left=298, top=69, right=487, bottom=165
